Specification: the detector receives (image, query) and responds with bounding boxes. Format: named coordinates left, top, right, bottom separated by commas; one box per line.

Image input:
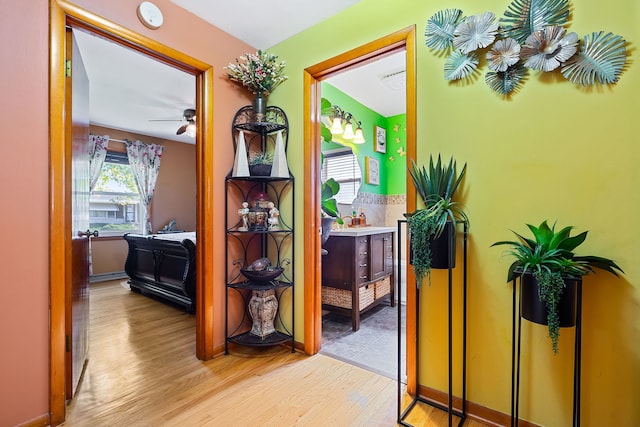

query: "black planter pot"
left=409, top=221, right=456, bottom=269
left=250, top=164, right=272, bottom=176
left=520, top=272, right=578, bottom=327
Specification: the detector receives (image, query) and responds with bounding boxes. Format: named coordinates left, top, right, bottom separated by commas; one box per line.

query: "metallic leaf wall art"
left=425, top=8, right=464, bottom=50
left=424, top=0, right=628, bottom=96
left=521, top=26, right=578, bottom=71
left=561, top=32, right=627, bottom=85
left=499, top=0, right=571, bottom=44
left=487, top=38, right=522, bottom=72
left=453, top=12, right=499, bottom=54
left=486, top=63, right=528, bottom=95
left=444, top=50, right=479, bottom=81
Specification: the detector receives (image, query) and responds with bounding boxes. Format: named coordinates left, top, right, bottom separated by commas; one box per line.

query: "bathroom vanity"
left=321, top=226, right=395, bottom=331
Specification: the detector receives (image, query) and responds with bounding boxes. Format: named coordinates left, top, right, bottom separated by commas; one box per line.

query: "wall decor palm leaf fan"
left=561, top=32, right=627, bottom=86
left=425, top=8, right=464, bottom=50
left=445, top=50, right=479, bottom=80
left=499, top=0, right=571, bottom=44
left=453, top=12, right=499, bottom=54
left=486, top=62, right=528, bottom=95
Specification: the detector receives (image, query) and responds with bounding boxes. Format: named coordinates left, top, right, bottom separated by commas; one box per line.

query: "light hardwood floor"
left=62, top=281, right=486, bottom=426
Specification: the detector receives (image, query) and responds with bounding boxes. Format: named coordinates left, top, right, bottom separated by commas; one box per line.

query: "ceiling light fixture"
left=329, top=105, right=365, bottom=144
left=185, top=122, right=196, bottom=138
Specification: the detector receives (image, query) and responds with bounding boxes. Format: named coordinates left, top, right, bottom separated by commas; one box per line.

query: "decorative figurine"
left=238, top=201, right=249, bottom=231
left=267, top=202, right=280, bottom=230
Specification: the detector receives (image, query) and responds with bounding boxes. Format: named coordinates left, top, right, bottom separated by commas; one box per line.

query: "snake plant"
left=406, top=155, right=468, bottom=286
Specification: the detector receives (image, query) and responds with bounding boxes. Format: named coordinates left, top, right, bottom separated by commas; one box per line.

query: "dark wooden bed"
left=123, top=233, right=196, bottom=312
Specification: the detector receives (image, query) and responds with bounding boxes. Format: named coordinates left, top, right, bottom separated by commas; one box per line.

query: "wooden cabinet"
left=321, top=229, right=395, bottom=331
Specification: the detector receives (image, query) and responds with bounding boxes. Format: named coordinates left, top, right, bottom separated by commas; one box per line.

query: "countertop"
left=329, top=226, right=396, bottom=237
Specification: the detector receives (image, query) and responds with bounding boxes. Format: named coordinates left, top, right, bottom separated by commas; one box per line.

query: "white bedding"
left=151, top=231, right=196, bottom=244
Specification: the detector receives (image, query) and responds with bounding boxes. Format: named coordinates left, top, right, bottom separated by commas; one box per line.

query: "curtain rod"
left=108, top=138, right=128, bottom=144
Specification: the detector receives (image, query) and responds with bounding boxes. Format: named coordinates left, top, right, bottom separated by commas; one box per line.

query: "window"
left=321, top=147, right=362, bottom=205
left=90, top=151, right=145, bottom=236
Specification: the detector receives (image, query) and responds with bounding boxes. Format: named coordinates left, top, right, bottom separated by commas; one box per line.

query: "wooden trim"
left=49, top=2, right=67, bottom=423
left=404, top=25, right=418, bottom=396
left=303, top=72, right=322, bottom=354
left=15, top=414, right=50, bottom=427
left=195, top=67, right=215, bottom=360
left=303, top=25, right=417, bottom=373
left=416, top=385, right=543, bottom=427
left=49, top=1, right=215, bottom=424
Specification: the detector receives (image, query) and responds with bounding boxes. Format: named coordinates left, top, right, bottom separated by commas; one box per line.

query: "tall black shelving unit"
left=224, top=105, right=295, bottom=354
left=397, top=219, right=468, bottom=427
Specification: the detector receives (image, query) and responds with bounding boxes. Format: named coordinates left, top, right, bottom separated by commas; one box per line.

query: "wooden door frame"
left=302, top=26, right=418, bottom=392
left=49, top=1, right=215, bottom=424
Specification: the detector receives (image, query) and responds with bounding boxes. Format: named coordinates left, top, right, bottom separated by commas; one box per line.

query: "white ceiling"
left=169, top=0, right=362, bottom=50
left=74, top=2, right=405, bottom=144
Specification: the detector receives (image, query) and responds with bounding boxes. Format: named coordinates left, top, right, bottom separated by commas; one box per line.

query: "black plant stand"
left=510, top=275, right=583, bottom=426
left=397, top=220, right=468, bottom=427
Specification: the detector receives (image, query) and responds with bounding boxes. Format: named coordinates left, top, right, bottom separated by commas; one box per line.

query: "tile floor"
left=320, top=301, right=407, bottom=381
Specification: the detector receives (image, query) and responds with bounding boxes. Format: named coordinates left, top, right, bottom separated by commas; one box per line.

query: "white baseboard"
left=90, top=271, right=128, bottom=283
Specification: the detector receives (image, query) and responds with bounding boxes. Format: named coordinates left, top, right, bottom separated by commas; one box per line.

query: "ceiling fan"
left=150, top=108, right=196, bottom=137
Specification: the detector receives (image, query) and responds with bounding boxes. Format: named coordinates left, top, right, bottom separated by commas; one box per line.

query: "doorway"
left=318, top=51, right=407, bottom=379
left=49, top=1, right=215, bottom=424
left=302, top=26, right=418, bottom=391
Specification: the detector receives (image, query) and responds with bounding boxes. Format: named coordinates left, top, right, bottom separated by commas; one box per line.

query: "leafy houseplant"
left=249, top=151, right=273, bottom=176
left=492, top=220, right=623, bottom=353
left=321, top=177, right=344, bottom=240
left=405, top=155, right=468, bottom=286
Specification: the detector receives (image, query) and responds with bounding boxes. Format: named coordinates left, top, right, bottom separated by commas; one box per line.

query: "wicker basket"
left=322, top=284, right=375, bottom=311
left=374, top=276, right=391, bottom=300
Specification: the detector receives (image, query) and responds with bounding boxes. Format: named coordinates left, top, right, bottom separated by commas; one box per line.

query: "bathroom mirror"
left=321, top=146, right=362, bottom=205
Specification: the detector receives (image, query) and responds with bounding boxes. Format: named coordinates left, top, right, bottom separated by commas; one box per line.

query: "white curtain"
left=125, top=139, right=164, bottom=234
left=89, top=134, right=109, bottom=191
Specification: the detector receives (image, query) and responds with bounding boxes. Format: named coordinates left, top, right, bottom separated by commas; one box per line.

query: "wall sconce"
left=330, top=105, right=365, bottom=144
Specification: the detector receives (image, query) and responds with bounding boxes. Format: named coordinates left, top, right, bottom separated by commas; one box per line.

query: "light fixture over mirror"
left=329, top=105, right=365, bottom=144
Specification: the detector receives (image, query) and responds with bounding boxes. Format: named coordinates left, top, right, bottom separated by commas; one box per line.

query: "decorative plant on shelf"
left=424, top=0, right=628, bottom=96
left=248, top=151, right=273, bottom=176
left=224, top=50, right=288, bottom=97
left=492, top=220, right=623, bottom=353
left=225, top=50, right=288, bottom=121
left=405, top=155, right=468, bottom=286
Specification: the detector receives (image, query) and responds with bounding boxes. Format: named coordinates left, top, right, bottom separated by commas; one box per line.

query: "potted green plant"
left=405, top=155, right=468, bottom=286
left=321, top=177, right=343, bottom=246
left=492, top=220, right=624, bottom=353
left=249, top=151, right=273, bottom=176
left=319, top=101, right=344, bottom=245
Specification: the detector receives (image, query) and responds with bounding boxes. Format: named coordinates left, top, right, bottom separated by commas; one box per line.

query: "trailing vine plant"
left=406, top=209, right=438, bottom=286
left=534, top=270, right=565, bottom=354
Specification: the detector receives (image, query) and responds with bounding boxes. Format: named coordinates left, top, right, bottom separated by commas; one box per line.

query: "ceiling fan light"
left=342, top=122, right=355, bottom=139
left=185, top=121, right=196, bottom=137
left=330, top=117, right=344, bottom=134
left=353, top=127, right=365, bottom=144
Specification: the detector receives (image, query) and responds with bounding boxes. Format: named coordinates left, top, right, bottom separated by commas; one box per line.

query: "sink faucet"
left=340, top=216, right=353, bottom=228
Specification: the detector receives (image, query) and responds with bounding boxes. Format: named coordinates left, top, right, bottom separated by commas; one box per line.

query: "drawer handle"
left=360, top=275, right=368, bottom=280
left=359, top=263, right=367, bottom=267
left=360, top=251, right=368, bottom=256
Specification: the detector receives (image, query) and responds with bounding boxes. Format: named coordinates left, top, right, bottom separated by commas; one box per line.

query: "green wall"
left=269, top=0, right=640, bottom=425
left=321, top=83, right=407, bottom=195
